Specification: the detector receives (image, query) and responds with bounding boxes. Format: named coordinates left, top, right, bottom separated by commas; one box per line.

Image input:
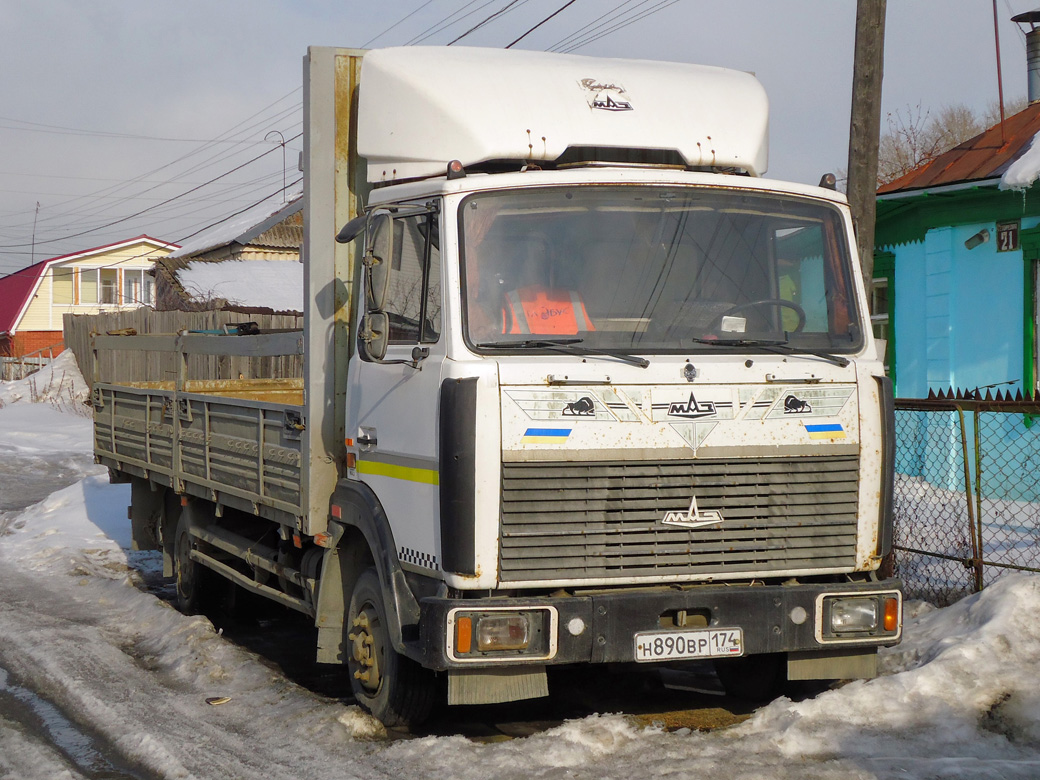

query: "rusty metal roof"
left=877, top=102, right=1040, bottom=194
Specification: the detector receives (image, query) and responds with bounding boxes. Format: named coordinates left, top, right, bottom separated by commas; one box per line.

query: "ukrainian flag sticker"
left=804, top=422, right=846, bottom=440
left=522, top=428, right=572, bottom=445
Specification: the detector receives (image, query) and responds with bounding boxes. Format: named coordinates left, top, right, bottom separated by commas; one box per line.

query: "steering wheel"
left=712, top=299, right=807, bottom=334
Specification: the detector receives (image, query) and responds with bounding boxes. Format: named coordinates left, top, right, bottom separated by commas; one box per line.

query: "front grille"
left=499, top=456, right=860, bottom=582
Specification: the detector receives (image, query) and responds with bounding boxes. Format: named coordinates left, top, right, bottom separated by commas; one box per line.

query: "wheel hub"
left=349, top=609, right=381, bottom=692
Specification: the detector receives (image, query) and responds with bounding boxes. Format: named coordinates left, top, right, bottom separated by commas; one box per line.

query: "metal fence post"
left=956, top=407, right=983, bottom=593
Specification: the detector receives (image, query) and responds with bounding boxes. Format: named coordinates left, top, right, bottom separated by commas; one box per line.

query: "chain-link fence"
left=892, top=391, right=1040, bottom=605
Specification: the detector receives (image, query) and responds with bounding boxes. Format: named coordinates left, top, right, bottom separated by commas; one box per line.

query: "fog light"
left=477, top=614, right=530, bottom=651
left=830, top=597, right=878, bottom=633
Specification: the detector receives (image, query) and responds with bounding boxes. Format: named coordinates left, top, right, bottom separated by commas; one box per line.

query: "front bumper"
left=413, top=578, right=901, bottom=671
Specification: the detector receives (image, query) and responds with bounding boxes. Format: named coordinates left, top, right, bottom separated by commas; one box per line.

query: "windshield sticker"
left=522, top=427, right=572, bottom=445
left=804, top=423, right=846, bottom=440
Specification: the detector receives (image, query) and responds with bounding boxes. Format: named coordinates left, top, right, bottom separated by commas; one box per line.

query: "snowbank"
left=0, top=349, right=90, bottom=408
left=2, top=366, right=1040, bottom=778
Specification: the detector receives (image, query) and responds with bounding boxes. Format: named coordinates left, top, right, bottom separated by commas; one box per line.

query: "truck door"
left=346, top=205, right=445, bottom=574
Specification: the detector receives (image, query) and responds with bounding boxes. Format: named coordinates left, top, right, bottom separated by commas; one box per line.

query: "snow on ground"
left=2, top=357, right=1040, bottom=778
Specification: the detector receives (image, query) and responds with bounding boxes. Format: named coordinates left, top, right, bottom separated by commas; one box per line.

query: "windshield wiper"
left=691, top=337, right=850, bottom=368
left=477, top=338, right=650, bottom=368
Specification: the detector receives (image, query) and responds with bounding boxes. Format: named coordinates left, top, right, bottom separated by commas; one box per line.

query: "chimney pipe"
left=1012, top=10, right=1040, bottom=104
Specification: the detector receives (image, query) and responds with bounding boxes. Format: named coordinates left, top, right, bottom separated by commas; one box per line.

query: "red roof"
left=878, top=102, right=1040, bottom=194
left=0, top=261, right=47, bottom=334
left=0, top=235, right=178, bottom=335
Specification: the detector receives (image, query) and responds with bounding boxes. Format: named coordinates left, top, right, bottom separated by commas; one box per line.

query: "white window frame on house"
left=870, top=276, right=889, bottom=344
left=121, top=269, right=155, bottom=306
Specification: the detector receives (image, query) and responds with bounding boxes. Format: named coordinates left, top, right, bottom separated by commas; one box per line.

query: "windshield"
left=460, top=185, right=863, bottom=354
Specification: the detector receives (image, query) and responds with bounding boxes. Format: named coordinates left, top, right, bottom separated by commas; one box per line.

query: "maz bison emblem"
left=784, top=394, right=812, bottom=414
left=563, top=396, right=596, bottom=416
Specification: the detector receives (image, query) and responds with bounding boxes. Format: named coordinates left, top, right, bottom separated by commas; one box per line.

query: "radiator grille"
left=499, top=456, right=860, bottom=582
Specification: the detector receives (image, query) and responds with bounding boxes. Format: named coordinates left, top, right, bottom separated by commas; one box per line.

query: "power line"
left=363, top=0, right=438, bottom=47
left=506, top=0, right=580, bottom=48
left=0, top=134, right=300, bottom=250
left=3, top=90, right=301, bottom=234
left=556, top=0, right=680, bottom=53
left=0, top=180, right=300, bottom=280
left=448, top=0, right=529, bottom=45
left=547, top=0, right=649, bottom=52
left=0, top=116, right=269, bottom=144
left=406, top=0, right=485, bottom=45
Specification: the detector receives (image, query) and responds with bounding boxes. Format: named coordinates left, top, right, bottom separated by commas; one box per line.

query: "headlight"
left=817, top=591, right=902, bottom=642
left=447, top=606, right=558, bottom=662
left=830, top=598, right=877, bottom=632
left=477, top=614, right=530, bottom=651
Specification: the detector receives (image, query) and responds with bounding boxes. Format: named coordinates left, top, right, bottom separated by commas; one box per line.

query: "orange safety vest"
left=502, top=286, right=595, bottom=335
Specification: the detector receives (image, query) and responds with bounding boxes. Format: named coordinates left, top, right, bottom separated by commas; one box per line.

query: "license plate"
left=633, top=628, right=744, bottom=662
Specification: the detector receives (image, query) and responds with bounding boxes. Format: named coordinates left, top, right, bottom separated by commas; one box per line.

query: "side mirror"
left=366, top=211, right=393, bottom=312
left=359, top=311, right=389, bottom=361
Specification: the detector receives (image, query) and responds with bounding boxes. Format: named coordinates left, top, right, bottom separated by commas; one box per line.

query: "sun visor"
left=356, top=46, right=769, bottom=183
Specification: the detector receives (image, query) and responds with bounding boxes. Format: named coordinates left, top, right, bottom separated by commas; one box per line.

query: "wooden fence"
left=63, top=309, right=304, bottom=387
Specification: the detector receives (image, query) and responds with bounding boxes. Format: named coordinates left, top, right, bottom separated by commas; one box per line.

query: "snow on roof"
left=176, top=259, right=303, bottom=312
left=878, top=102, right=1040, bottom=195
left=1000, top=129, right=1040, bottom=191
left=168, top=188, right=302, bottom=259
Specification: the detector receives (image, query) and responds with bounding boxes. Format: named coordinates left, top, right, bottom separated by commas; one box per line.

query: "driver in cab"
left=466, top=229, right=594, bottom=341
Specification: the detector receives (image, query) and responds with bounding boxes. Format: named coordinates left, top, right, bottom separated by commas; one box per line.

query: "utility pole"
left=847, top=0, right=887, bottom=300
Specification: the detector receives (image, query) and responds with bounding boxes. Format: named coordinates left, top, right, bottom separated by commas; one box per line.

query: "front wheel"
left=346, top=568, right=436, bottom=727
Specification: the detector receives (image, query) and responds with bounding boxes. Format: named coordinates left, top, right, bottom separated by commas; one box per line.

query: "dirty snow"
left=2, top=356, right=1040, bottom=779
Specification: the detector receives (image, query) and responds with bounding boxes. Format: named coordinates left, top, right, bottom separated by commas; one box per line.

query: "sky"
left=0, top=0, right=1035, bottom=277
left=3, top=354, right=1040, bottom=778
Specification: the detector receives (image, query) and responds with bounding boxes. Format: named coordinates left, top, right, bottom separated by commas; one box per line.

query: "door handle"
left=357, top=433, right=378, bottom=447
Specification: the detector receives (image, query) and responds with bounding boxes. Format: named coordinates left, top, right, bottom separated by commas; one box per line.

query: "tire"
left=346, top=567, right=436, bottom=728
left=714, top=653, right=787, bottom=702
left=173, top=511, right=215, bottom=615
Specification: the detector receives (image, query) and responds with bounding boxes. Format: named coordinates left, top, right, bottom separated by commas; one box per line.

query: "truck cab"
left=323, top=47, right=900, bottom=723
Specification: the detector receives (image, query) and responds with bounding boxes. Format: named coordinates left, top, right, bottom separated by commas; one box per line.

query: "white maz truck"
left=92, top=46, right=902, bottom=726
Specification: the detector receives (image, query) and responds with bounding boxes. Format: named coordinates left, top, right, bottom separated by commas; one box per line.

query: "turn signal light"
left=456, top=616, right=473, bottom=654
left=884, top=597, right=900, bottom=632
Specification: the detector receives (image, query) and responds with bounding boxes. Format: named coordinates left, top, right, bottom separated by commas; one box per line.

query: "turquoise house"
left=874, top=104, right=1040, bottom=399
left=874, top=102, right=1040, bottom=502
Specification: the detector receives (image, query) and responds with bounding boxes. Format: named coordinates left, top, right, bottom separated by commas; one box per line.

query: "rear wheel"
left=346, top=567, right=436, bottom=727
left=174, top=511, right=215, bottom=614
